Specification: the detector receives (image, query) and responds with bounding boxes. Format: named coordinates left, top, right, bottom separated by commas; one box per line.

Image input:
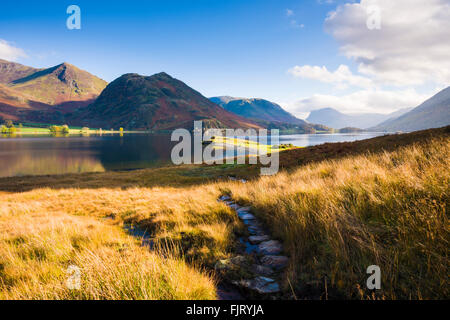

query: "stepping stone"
left=229, top=255, right=247, bottom=266
left=237, top=277, right=280, bottom=294
left=219, top=195, right=231, bottom=201
left=248, top=226, right=265, bottom=236
left=252, top=264, right=274, bottom=276
left=236, top=207, right=251, bottom=213
left=240, top=213, right=256, bottom=220
left=214, top=255, right=247, bottom=271
left=225, top=201, right=234, bottom=205
left=240, top=179, right=248, bottom=183
left=258, top=240, right=283, bottom=255
left=243, top=219, right=259, bottom=226
left=261, top=255, right=289, bottom=270
left=248, top=235, right=270, bottom=244
left=229, top=204, right=240, bottom=210
left=238, top=211, right=252, bottom=219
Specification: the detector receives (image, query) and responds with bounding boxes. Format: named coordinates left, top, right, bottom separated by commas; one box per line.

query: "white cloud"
left=285, top=8, right=304, bottom=29
left=325, top=0, right=450, bottom=86
left=285, top=0, right=449, bottom=115
left=290, top=20, right=305, bottom=29
left=286, top=9, right=294, bottom=17
left=288, top=64, right=373, bottom=89
left=0, top=39, right=27, bottom=61
left=284, top=88, right=434, bottom=118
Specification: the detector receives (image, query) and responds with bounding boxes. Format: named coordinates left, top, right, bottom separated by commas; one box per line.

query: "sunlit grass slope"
left=225, top=136, right=449, bottom=299
left=0, top=199, right=217, bottom=299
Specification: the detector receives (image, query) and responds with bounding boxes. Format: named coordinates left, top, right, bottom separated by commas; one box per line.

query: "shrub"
left=5, top=120, right=13, bottom=128
left=1, top=123, right=16, bottom=134
left=49, top=125, right=70, bottom=134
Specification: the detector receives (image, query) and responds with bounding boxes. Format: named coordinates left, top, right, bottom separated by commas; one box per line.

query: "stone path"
left=216, top=194, right=289, bottom=297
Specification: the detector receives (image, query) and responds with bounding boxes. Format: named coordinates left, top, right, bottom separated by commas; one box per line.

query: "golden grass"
left=224, top=137, right=449, bottom=299
left=0, top=201, right=217, bottom=300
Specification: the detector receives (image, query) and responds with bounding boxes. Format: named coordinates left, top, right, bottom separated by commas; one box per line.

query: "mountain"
left=210, top=96, right=238, bottom=106
left=0, top=59, right=41, bottom=84
left=69, top=73, right=261, bottom=130
left=8, top=62, right=107, bottom=108
left=0, top=83, right=50, bottom=121
left=0, top=59, right=107, bottom=110
left=306, top=107, right=412, bottom=129
left=371, top=86, right=450, bottom=132
left=0, top=59, right=108, bottom=123
left=210, top=96, right=306, bottom=125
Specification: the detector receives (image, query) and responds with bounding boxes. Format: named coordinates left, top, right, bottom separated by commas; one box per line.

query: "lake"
left=0, top=132, right=386, bottom=178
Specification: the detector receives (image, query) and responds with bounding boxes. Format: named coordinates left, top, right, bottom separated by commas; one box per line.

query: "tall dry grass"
left=224, top=137, right=449, bottom=299
left=0, top=205, right=217, bottom=299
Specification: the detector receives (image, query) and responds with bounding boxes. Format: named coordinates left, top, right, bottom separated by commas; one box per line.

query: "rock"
left=219, top=195, right=231, bottom=201
left=248, top=225, right=265, bottom=236
left=217, top=284, right=244, bottom=300
left=261, top=255, right=289, bottom=270
left=236, top=207, right=251, bottom=213
left=215, top=259, right=232, bottom=271
left=229, top=204, right=240, bottom=210
left=229, top=255, right=247, bottom=266
left=258, top=240, right=283, bottom=255
left=248, top=235, right=270, bottom=244
left=214, top=256, right=247, bottom=271
left=252, top=264, right=274, bottom=276
left=238, top=277, right=280, bottom=294
left=240, top=213, right=256, bottom=220
left=225, top=201, right=234, bottom=205
left=240, top=179, right=248, bottom=183
left=243, top=218, right=259, bottom=227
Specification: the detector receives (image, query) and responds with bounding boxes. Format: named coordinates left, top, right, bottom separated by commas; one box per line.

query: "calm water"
left=0, top=132, right=386, bottom=178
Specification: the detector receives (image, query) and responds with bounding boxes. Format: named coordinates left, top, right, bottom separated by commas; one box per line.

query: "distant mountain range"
left=306, top=107, right=412, bottom=130
left=69, top=73, right=260, bottom=130
left=210, top=96, right=330, bottom=132
left=0, top=58, right=448, bottom=133
left=370, top=86, right=450, bottom=132
left=210, top=96, right=305, bottom=125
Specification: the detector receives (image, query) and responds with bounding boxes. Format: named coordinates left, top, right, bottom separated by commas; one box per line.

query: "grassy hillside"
left=0, top=127, right=448, bottom=299
left=227, top=135, right=449, bottom=299
left=0, top=59, right=40, bottom=84
left=10, top=62, right=107, bottom=106
left=0, top=202, right=216, bottom=299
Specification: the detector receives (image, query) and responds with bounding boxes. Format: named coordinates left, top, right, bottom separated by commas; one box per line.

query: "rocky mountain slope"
left=211, top=96, right=306, bottom=125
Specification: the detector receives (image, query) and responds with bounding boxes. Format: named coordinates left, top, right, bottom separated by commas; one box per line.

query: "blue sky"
left=1, top=0, right=448, bottom=117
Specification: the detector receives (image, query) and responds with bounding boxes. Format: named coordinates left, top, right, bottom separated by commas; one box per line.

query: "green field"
left=0, top=121, right=138, bottom=135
